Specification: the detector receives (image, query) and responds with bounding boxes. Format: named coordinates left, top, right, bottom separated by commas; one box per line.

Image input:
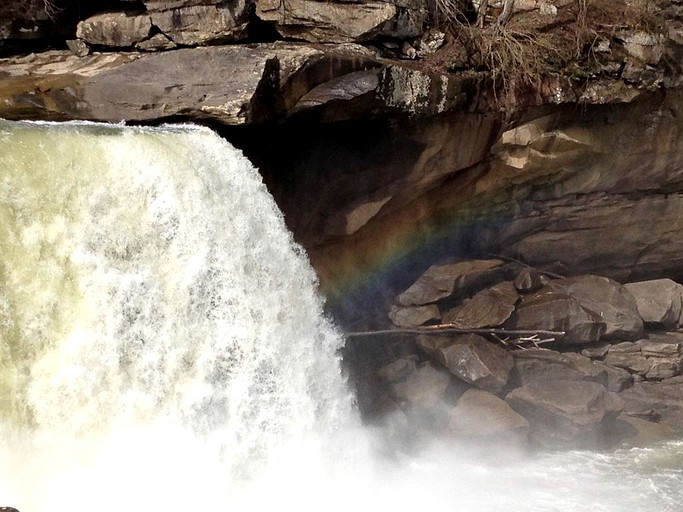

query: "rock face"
left=506, top=380, right=624, bottom=448
left=76, top=13, right=152, bottom=47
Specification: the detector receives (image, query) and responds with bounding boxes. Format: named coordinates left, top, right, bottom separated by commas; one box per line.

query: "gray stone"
left=601, top=363, right=634, bottom=392
left=506, top=380, right=624, bottom=448
left=448, top=388, right=529, bottom=440
left=76, top=13, right=152, bottom=47
left=150, top=3, right=249, bottom=46
left=388, top=303, right=440, bottom=328
left=512, top=349, right=608, bottom=387
left=548, top=275, right=644, bottom=340
left=442, top=281, right=519, bottom=328
left=624, top=279, right=683, bottom=329
left=418, top=334, right=513, bottom=393
left=143, top=0, right=223, bottom=11
left=256, top=0, right=399, bottom=43
left=511, top=289, right=606, bottom=345
left=619, top=380, right=683, bottom=431
left=397, top=259, right=505, bottom=306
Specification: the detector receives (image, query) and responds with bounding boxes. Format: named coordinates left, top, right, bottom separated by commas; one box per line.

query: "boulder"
left=76, top=13, right=152, bottom=47
left=619, top=379, right=683, bottom=431
left=506, top=380, right=624, bottom=448
left=580, top=342, right=611, bottom=359
left=448, top=389, right=529, bottom=441
left=624, top=278, right=683, bottom=329
left=397, top=259, right=506, bottom=306
left=442, top=281, right=519, bottom=328
left=417, top=334, right=514, bottom=393
left=256, top=0, right=403, bottom=43
left=150, top=4, right=249, bottom=46
left=547, top=275, right=644, bottom=340
left=510, top=289, right=606, bottom=345
left=388, top=304, right=440, bottom=328
left=601, top=363, right=634, bottom=392
left=387, top=361, right=454, bottom=409
left=511, top=349, right=608, bottom=387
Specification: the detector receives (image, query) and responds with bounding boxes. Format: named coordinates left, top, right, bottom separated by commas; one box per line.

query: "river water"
left=0, top=119, right=681, bottom=511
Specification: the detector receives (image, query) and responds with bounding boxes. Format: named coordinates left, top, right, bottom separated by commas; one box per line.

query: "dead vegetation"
left=422, top=0, right=665, bottom=109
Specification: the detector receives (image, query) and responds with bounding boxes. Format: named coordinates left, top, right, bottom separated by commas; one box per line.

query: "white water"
left=1, top=119, right=682, bottom=511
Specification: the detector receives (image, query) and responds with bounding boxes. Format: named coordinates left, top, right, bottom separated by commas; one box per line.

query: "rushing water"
left=1, top=119, right=682, bottom=511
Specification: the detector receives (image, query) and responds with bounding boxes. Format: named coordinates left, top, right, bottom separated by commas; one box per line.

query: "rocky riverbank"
left=346, top=259, right=683, bottom=449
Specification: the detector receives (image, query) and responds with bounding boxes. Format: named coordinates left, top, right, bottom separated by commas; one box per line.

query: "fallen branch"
left=345, top=324, right=564, bottom=339
left=489, top=252, right=565, bottom=279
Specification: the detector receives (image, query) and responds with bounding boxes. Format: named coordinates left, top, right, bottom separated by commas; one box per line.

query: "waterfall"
left=2, top=119, right=682, bottom=512
left=0, top=120, right=361, bottom=510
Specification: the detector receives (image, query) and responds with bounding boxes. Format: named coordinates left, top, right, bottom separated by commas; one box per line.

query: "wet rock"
left=388, top=303, right=440, bottom=328
left=150, top=4, right=249, bottom=46
left=417, top=334, right=513, bottom=393
left=510, top=289, right=606, bottom=345
left=397, top=259, right=505, bottom=306
left=442, top=281, right=519, bottom=328
left=506, top=380, right=624, bottom=448
left=512, top=349, right=608, bottom=387
left=547, top=275, right=644, bottom=340
left=76, top=13, right=152, bottom=47
left=624, top=279, right=683, bottom=329
left=449, top=388, right=529, bottom=441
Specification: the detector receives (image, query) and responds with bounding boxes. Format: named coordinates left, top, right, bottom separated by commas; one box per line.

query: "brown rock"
left=76, top=13, right=152, bottom=47
left=442, top=281, right=519, bottom=328
left=506, top=380, right=624, bottom=448
left=418, top=334, right=514, bottom=393
left=397, top=259, right=505, bottom=306
left=581, top=342, right=611, bottom=359
left=547, top=275, right=644, bottom=340
left=449, top=389, right=529, bottom=440
left=609, top=415, right=675, bottom=447
left=388, top=304, right=440, bottom=328
left=510, top=289, right=606, bottom=345
left=136, top=33, right=177, bottom=52
left=624, top=279, right=683, bottom=329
